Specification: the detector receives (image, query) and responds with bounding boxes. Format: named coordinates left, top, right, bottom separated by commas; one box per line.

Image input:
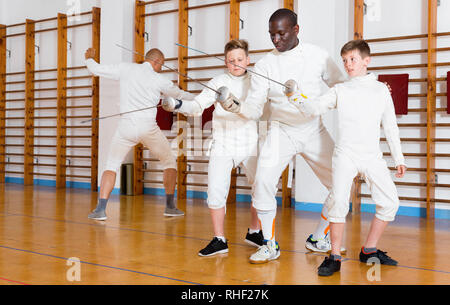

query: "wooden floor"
left=0, top=183, right=449, bottom=285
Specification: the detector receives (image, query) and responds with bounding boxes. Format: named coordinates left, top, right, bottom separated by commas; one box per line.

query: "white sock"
left=256, top=209, right=276, bottom=242
left=312, top=199, right=331, bottom=241
left=215, top=236, right=226, bottom=243
left=248, top=228, right=260, bottom=234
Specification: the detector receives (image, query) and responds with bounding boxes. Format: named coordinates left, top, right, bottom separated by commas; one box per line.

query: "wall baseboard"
left=5, top=178, right=447, bottom=219
left=294, top=201, right=450, bottom=220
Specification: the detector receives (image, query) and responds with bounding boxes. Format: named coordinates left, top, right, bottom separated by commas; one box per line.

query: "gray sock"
left=363, top=247, right=377, bottom=254
left=166, top=194, right=175, bottom=209
left=330, top=254, right=342, bottom=261
left=95, top=198, right=108, bottom=212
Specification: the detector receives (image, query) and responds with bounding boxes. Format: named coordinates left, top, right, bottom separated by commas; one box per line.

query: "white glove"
left=284, top=79, right=298, bottom=97
left=216, top=86, right=241, bottom=113
left=161, top=96, right=183, bottom=112
left=221, top=95, right=241, bottom=113
left=288, top=91, right=308, bottom=111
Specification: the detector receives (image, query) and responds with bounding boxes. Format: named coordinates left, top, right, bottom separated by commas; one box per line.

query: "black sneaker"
left=198, top=237, right=229, bottom=257
left=244, top=229, right=264, bottom=247
left=359, top=248, right=398, bottom=266
left=318, top=256, right=341, bottom=276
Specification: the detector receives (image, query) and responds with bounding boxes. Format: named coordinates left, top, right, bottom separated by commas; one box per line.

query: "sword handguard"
left=216, top=86, right=241, bottom=113
left=161, top=96, right=182, bottom=112
left=216, top=86, right=231, bottom=103
left=284, top=79, right=298, bottom=97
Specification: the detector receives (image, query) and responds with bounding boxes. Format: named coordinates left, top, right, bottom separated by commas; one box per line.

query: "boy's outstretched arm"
left=163, top=78, right=218, bottom=117
left=289, top=86, right=338, bottom=116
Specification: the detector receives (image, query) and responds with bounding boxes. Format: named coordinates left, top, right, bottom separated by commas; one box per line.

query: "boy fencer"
left=163, top=39, right=263, bottom=256
left=289, top=39, right=406, bottom=276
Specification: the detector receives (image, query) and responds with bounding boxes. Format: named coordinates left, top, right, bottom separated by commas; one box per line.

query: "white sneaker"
left=249, top=240, right=280, bottom=264
left=305, top=234, right=346, bottom=254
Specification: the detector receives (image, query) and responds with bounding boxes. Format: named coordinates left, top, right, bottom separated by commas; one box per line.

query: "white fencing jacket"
left=85, top=59, right=194, bottom=122
left=178, top=71, right=257, bottom=147
left=298, top=73, right=405, bottom=167
left=240, top=42, right=346, bottom=128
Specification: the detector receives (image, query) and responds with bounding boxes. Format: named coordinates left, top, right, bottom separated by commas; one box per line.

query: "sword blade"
left=175, top=42, right=288, bottom=88
left=80, top=105, right=161, bottom=124
left=115, top=43, right=220, bottom=94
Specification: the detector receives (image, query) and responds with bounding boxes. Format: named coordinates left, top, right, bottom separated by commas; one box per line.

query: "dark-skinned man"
left=219, top=8, right=347, bottom=263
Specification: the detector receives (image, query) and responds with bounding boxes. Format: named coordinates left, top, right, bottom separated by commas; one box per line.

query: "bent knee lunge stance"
left=85, top=47, right=194, bottom=220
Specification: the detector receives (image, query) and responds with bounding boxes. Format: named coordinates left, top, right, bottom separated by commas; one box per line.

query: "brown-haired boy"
left=163, top=39, right=264, bottom=256
left=289, top=39, right=407, bottom=276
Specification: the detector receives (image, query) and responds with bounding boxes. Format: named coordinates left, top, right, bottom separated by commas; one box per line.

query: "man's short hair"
left=145, top=48, right=164, bottom=61
left=224, top=39, right=249, bottom=57
left=340, top=39, right=371, bottom=58
left=269, top=8, right=298, bottom=27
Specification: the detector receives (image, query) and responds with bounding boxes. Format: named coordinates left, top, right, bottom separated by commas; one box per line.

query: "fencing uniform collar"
left=227, top=70, right=249, bottom=80
left=350, top=72, right=376, bottom=82
left=274, top=39, right=303, bottom=56
left=142, top=61, right=154, bottom=71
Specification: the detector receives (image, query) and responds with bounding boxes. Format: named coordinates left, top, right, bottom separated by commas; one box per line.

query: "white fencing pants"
left=252, top=121, right=335, bottom=211
left=105, top=118, right=176, bottom=172
left=328, top=151, right=400, bottom=223
left=207, top=139, right=258, bottom=210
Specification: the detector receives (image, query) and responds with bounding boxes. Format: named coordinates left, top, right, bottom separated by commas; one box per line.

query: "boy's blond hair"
left=224, top=39, right=249, bottom=57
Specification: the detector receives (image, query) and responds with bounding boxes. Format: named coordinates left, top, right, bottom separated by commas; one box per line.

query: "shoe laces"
left=207, top=237, right=223, bottom=248
left=255, top=243, right=276, bottom=257
left=256, top=244, right=270, bottom=255
left=375, top=250, right=392, bottom=261
left=319, top=257, right=334, bottom=268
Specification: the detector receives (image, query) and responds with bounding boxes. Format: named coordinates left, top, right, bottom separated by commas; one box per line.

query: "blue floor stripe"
left=0, top=244, right=202, bottom=285
left=1, top=210, right=449, bottom=277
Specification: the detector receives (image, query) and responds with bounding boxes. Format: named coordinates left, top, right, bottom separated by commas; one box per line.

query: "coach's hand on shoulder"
left=85, top=48, right=96, bottom=60
left=161, top=96, right=183, bottom=112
